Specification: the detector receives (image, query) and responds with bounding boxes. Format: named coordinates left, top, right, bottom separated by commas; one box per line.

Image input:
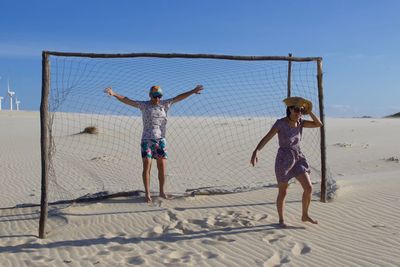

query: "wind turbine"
left=0, top=76, right=2, bottom=110
left=15, top=98, right=21, bottom=111
left=7, top=80, right=15, bottom=111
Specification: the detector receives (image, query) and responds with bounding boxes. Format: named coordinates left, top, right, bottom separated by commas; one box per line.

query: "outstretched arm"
left=303, top=111, right=323, bottom=128
left=172, top=85, right=204, bottom=104
left=250, top=127, right=278, bottom=166
left=104, top=87, right=140, bottom=109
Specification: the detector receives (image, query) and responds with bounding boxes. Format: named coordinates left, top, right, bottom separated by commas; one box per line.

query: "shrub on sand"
left=81, top=126, right=98, bottom=134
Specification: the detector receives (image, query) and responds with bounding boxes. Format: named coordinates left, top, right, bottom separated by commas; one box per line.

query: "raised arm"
left=171, top=85, right=204, bottom=104
left=250, top=127, right=279, bottom=166
left=104, top=87, right=140, bottom=109
left=303, top=111, right=323, bottom=128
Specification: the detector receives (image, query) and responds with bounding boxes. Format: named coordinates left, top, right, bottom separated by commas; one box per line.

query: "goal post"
left=39, top=51, right=328, bottom=238
left=39, top=52, right=50, bottom=239
left=317, top=59, right=327, bottom=203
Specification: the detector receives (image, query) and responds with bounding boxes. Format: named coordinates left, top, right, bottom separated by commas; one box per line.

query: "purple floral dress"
left=272, top=118, right=310, bottom=183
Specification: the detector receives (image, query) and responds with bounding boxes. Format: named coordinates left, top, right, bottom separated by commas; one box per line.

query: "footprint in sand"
left=201, top=251, right=219, bottom=259
left=115, top=232, right=128, bottom=237
left=251, top=213, right=269, bottom=221
left=188, top=218, right=209, bottom=228
left=31, top=255, right=55, bottom=263
left=212, top=210, right=268, bottom=228
left=289, top=241, right=311, bottom=256
left=140, top=209, right=264, bottom=246
left=166, top=210, right=179, bottom=222
left=214, top=219, right=232, bottom=227
left=144, top=250, right=157, bottom=255
left=154, top=198, right=165, bottom=207
left=126, top=255, right=146, bottom=265
left=141, top=225, right=165, bottom=238
left=97, top=250, right=111, bottom=256
left=263, top=252, right=291, bottom=267
left=262, top=232, right=287, bottom=244
left=156, top=244, right=169, bottom=250
left=165, top=210, right=268, bottom=236
left=100, top=232, right=118, bottom=239
left=158, top=211, right=199, bottom=236
left=262, top=232, right=311, bottom=256
left=163, top=251, right=195, bottom=264
left=172, top=220, right=194, bottom=234
left=80, top=256, right=102, bottom=265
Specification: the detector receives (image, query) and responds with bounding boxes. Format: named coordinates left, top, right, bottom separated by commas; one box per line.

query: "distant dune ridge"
left=0, top=112, right=399, bottom=266
left=385, top=111, right=400, bottom=118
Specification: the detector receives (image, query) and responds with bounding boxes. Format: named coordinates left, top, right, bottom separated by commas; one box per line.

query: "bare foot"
left=302, top=215, right=318, bottom=224
left=159, top=192, right=169, bottom=199
left=145, top=195, right=152, bottom=203
left=278, top=219, right=287, bottom=228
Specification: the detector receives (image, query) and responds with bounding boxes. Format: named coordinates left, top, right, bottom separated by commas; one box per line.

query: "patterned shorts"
left=141, top=138, right=168, bottom=159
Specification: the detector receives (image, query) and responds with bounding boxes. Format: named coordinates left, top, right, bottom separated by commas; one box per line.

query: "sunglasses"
left=291, top=106, right=305, bottom=114
left=151, top=94, right=162, bottom=99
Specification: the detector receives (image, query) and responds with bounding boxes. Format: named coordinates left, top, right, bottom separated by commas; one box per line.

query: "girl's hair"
left=286, top=106, right=293, bottom=117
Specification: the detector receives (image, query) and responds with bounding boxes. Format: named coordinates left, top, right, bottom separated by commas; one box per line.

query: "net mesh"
left=45, top=55, right=332, bottom=203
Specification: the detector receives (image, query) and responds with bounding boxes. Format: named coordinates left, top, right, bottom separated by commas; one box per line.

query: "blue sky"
left=0, top=0, right=399, bottom=117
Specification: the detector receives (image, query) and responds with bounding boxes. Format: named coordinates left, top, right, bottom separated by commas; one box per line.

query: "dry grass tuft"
left=81, top=126, right=98, bottom=134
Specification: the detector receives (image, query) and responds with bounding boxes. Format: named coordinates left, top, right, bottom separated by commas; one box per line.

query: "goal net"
left=41, top=52, right=333, bottom=205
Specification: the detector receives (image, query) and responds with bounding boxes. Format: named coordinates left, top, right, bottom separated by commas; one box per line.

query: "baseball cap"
left=149, top=85, right=163, bottom=98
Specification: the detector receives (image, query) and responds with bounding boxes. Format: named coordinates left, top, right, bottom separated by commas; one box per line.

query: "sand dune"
left=0, top=112, right=399, bottom=266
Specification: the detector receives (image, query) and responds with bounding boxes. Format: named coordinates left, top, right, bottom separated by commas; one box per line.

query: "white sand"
left=0, top=112, right=399, bottom=266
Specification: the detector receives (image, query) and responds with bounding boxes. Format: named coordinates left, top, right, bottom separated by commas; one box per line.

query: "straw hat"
left=283, top=96, right=313, bottom=114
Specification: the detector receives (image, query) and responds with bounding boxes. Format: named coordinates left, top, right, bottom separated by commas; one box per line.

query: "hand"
left=304, top=100, right=313, bottom=115
left=305, top=105, right=312, bottom=115
left=250, top=150, right=258, bottom=167
left=193, top=85, right=204, bottom=94
left=104, top=87, right=114, bottom=96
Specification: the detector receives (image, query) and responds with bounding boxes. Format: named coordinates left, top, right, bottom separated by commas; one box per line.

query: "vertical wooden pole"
left=39, top=52, right=50, bottom=238
left=317, top=59, right=327, bottom=202
left=287, top=53, right=292, bottom=97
